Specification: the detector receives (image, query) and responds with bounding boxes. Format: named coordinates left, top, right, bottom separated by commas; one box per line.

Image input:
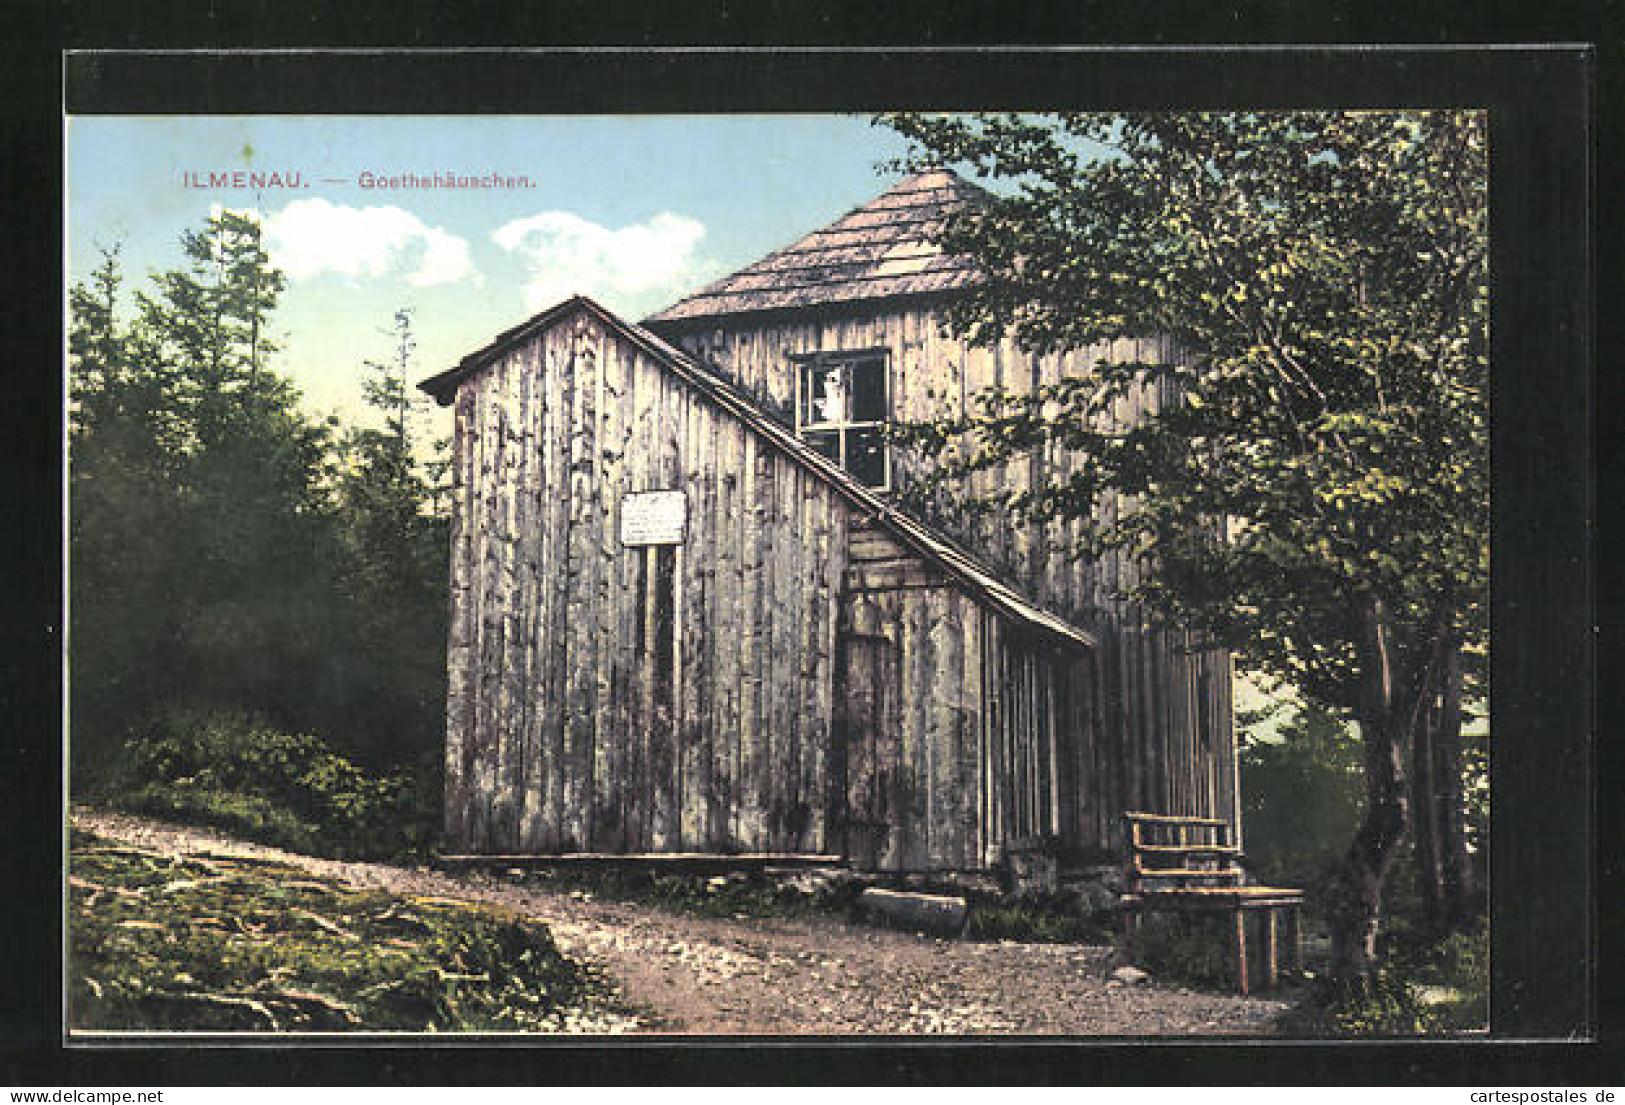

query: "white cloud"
left=263, top=198, right=476, bottom=287
left=492, top=210, right=716, bottom=313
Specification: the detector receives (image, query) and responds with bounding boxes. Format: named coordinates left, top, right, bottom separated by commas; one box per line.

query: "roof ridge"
left=644, top=167, right=987, bottom=324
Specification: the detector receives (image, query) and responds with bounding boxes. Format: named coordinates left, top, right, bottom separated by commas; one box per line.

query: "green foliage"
left=1268, top=900, right=1487, bottom=1036
left=116, top=788, right=327, bottom=857
left=330, top=308, right=450, bottom=774
left=68, top=215, right=449, bottom=838
left=1238, top=696, right=1487, bottom=1031
left=1401, top=915, right=1489, bottom=1031
left=1239, top=699, right=1364, bottom=894
left=1371, top=870, right=1490, bottom=1030
left=69, top=832, right=631, bottom=1032
left=109, top=710, right=430, bottom=860
left=1460, top=721, right=1491, bottom=857
left=1130, top=913, right=1240, bottom=989
left=1276, top=972, right=1438, bottom=1037
left=963, top=895, right=1112, bottom=945
left=878, top=111, right=1488, bottom=713
left=69, top=218, right=343, bottom=779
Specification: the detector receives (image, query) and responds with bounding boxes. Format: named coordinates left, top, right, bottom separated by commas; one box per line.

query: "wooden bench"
left=1118, top=812, right=1304, bottom=995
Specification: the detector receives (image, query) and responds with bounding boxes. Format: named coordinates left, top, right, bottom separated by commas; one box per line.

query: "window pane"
left=798, top=363, right=815, bottom=426
left=849, top=356, right=887, bottom=423
left=804, top=429, right=841, bottom=465
left=846, top=427, right=887, bottom=488
left=805, top=364, right=847, bottom=425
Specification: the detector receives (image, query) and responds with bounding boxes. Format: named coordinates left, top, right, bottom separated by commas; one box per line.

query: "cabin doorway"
left=837, top=632, right=897, bottom=869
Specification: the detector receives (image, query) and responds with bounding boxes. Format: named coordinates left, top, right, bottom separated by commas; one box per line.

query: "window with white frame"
left=794, top=350, right=890, bottom=490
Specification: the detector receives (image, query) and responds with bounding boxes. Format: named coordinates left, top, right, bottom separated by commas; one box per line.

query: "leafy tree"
left=879, top=111, right=1488, bottom=985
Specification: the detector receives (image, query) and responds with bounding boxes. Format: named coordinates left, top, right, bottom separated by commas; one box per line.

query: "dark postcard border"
left=62, top=46, right=1576, bottom=115
left=20, top=43, right=1604, bottom=1085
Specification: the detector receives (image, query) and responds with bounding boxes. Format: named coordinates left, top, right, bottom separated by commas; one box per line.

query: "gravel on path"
left=71, top=809, right=1290, bottom=1036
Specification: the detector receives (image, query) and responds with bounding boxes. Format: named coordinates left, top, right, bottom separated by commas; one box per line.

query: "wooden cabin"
left=419, top=169, right=1239, bottom=876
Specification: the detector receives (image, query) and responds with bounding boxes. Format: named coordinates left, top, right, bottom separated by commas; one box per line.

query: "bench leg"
left=1285, top=905, right=1302, bottom=976
left=1121, top=908, right=1141, bottom=961
left=1233, top=908, right=1249, bottom=996
left=1264, top=909, right=1279, bottom=989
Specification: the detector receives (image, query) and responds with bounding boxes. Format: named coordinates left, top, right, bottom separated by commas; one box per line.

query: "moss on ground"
left=68, top=830, right=635, bottom=1033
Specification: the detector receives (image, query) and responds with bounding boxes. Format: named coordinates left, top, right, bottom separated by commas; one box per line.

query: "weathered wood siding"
left=445, top=307, right=850, bottom=856
left=658, top=302, right=1238, bottom=849
left=838, top=522, right=1097, bottom=871
left=840, top=522, right=982, bottom=871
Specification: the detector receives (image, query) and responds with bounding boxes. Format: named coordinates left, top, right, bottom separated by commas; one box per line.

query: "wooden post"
left=1233, top=908, right=1250, bottom=996
left=1121, top=906, right=1140, bottom=961
left=1285, top=904, right=1302, bottom=975
left=1264, top=908, right=1280, bottom=989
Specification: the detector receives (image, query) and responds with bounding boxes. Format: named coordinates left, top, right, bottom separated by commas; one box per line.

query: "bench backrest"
left=1123, top=812, right=1244, bottom=893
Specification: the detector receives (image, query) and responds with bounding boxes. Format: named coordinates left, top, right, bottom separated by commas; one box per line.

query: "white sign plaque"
left=620, top=489, right=688, bottom=546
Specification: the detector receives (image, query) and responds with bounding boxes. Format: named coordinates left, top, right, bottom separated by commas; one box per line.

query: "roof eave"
left=417, top=294, right=593, bottom=406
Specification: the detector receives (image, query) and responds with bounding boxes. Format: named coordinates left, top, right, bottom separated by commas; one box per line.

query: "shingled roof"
left=644, top=169, right=986, bottom=324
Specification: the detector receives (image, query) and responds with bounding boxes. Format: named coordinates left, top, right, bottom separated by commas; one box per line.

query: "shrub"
left=115, top=786, right=324, bottom=856
left=1385, top=913, right=1490, bottom=1031
left=108, top=709, right=430, bottom=860
left=1129, top=912, right=1239, bottom=988
left=1276, top=972, right=1439, bottom=1037
left=1239, top=701, right=1364, bottom=895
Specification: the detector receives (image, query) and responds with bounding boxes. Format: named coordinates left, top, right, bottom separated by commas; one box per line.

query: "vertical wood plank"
left=469, top=351, right=500, bottom=851
left=677, top=392, right=708, bottom=849
left=513, top=341, right=544, bottom=852
left=443, top=384, right=476, bottom=851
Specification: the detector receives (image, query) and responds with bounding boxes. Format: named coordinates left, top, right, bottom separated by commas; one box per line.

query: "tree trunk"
left=1411, top=686, right=1445, bottom=934
left=1433, top=639, right=1479, bottom=929
left=1330, top=710, right=1409, bottom=984
left=1328, top=589, right=1414, bottom=986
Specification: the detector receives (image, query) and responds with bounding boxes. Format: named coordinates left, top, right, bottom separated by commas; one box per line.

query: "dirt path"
left=72, top=809, right=1289, bottom=1036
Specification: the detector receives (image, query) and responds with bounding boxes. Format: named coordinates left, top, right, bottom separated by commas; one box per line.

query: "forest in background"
left=69, top=211, right=450, bottom=858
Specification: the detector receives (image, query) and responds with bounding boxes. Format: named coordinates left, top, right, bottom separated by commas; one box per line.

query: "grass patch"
left=963, top=892, right=1113, bottom=945
left=1403, top=918, right=1489, bottom=1031
left=68, top=830, right=635, bottom=1033
left=511, top=866, right=864, bottom=922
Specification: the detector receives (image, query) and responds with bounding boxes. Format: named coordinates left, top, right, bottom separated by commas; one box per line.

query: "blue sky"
left=66, top=115, right=918, bottom=427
